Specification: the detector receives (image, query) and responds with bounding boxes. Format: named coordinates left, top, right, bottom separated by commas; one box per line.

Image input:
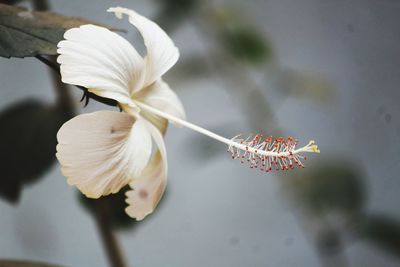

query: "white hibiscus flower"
left=56, top=7, right=320, bottom=221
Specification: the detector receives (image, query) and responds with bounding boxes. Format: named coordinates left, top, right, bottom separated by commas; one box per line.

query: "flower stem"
left=93, top=199, right=128, bottom=267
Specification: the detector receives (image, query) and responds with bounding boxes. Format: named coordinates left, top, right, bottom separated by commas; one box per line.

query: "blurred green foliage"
left=286, top=159, right=400, bottom=260
left=211, top=8, right=272, bottom=65
left=0, top=100, right=71, bottom=203
left=359, top=215, right=400, bottom=258
left=169, top=56, right=212, bottom=83
left=159, top=0, right=197, bottom=13
left=0, top=260, right=62, bottom=267
left=222, top=26, right=271, bottom=65
left=0, top=0, right=23, bottom=4
left=315, top=228, right=343, bottom=256
left=288, top=160, right=364, bottom=215
left=272, top=68, right=335, bottom=104
left=156, top=0, right=198, bottom=31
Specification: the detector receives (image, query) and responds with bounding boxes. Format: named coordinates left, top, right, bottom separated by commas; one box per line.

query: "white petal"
left=108, top=7, right=179, bottom=87
left=125, top=152, right=165, bottom=220
left=56, top=111, right=152, bottom=198
left=57, top=24, right=145, bottom=106
left=135, top=79, right=186, bottom=126
left=125, top=120, right=167, bottom=220
left=141, top=113, right=168, bottom=135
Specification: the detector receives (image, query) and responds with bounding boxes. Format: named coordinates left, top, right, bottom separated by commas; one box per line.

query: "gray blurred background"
left=1, top=0, right=400, bottom=266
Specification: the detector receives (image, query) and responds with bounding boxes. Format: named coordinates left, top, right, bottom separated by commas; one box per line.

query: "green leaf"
left=0, top=259, right=62, bottom=267
left=0, top=100, right=71, bottom=203
left=359, top=215, right=400, bottom=258
left=287, top=160, right=364, bottom=215
left=0, top=3, right=109, bottom=58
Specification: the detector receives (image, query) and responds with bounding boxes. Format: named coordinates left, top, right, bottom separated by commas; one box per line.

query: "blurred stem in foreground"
left=32, top=0, right=128, bottom=267
left=93, top=199, right=128, bottom=267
